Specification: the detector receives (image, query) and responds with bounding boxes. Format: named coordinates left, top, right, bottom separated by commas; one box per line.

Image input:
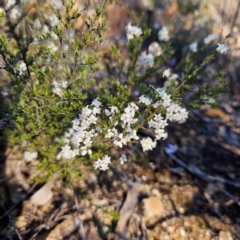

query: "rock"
left=151, top=188, right=162, bottom=199
left=30, top=180, right=55, bottom=206
left=219, top=231, right=233, bottom=240
left=46, top=213, right=83, bottom=240
left=203, top=108, right=230, bottom=122
left=15, top=215, right=28, bottom=230
left=4, top=147, right=30, bottom=203
left=45, top=212, right=94, bottom=240
left=142, top=196, right=164, bottom=227
left=178, top=226, right=186, bottom=237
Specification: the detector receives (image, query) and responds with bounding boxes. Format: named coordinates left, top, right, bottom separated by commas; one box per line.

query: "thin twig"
left=208, top=175, right=240, bottom=188
left=73, top=185, right=86, bottom=240
left=168, top=154, right=240, bottom=206
left=0, top=183, right=38, bottom=220
left=0, top=202, right=22, bottom=240
left=132, top=213, right=148, bottom=240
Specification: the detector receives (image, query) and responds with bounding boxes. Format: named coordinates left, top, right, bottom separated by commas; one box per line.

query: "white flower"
left=216, top=43, right=228, bottom=54
left=139, top=95, right=152, bottom=105
left=148, top=119, right=158, bottom=128
left=0, top=8, right=5, bottom=15
left=91, top=98, right=101, bottom=108
left=148, top=113, right=168, bottom=140
left=164, top=73, right=179, bottom=88
left=43, top=24, right=49, bottom=33
left=48, top=42, right=58, bottom=52
left=105, top=128, right=118, bottom=139
left=204, top=34, right=218, bottom=44
left=138, top=52, right=154, bottom=68
left=105, top=109, right=111, bottom=116
left=140, top=137, right=157, bottom=152
left=66, top=29, right=75, bottom=39
left=127, top=129, right=139, bottom=140
left=155, top=129, right=168, bottom=140
left=166, top=103, right=188, bottom=123
left=153, top=101, right=161, bottom=108
left=148, top=42, right=162, bottom=56
left=126, top=23, right=142, bottom=41
left=203, top=95, right=216, bottom=104
left=163, top=69, right=171, bottom=78
left=207, top=98, right=216, bottom=104
left=9, top=7, right=21, bottom=20
left=52, top=80, right=68, bottom=97
left=6, top=0, right=16, bottom=9
left=51, top=32, right=59, bottom=40
left=62, top=43, right=69, bottom=51
left=18, top=62, right=27, bottom=75
left=110, top=106, right=118, bottom=114
left=129, top=102, right=139, bottom=111
left=24, top=150, right=38, bottom=162
left=169, top=73, right=179, bottom=81
left=154, top=114, right=168, bottom=128
left=120, top=104, right=138, bottom=128
left=48, top=14, right=59, bottom=27
left=118, top=154, right=127, bottom=165
left=156, top=89, right=172, bottom=107
left=94, top=155, right=111, bottom=171
left=81, top=147, right=92, bottom=156
left=58, top=144, right=78, bottom=159
left=105, top=106, right=118, bottom=117
left=51, top=0, right=63, bottom=9
left=113, top=133, right=127, bottom=148
left=189, top=42, right=198, bottom=52
left=158, top=26, right=170, bottom=41
left=34, top=19, right=42, bottom=29
left=81, top=106, right=92, bottom=117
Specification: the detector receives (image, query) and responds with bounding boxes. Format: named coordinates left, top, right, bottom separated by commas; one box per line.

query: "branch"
left=73, top=185, right=86, bottom=240
left=168, top=154, right=240, bottom=206
left=115, top=182, right=140, bottom=240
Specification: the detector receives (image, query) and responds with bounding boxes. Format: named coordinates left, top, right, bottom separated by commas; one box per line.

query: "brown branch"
left=73, top=185, right=86, bottom=240
left=115, top=182, right=140, bottom=240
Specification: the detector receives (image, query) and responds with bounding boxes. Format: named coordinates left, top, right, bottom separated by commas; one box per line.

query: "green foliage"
left=108, top=210, right=120, bottom=221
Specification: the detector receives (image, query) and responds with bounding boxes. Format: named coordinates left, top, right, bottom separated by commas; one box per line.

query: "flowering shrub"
left=0, top=0, right=230, bottom=182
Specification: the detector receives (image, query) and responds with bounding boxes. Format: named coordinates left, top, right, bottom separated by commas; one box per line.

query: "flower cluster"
left=216, top=43, right=228, bottom=54
left=140, top=137, right=157, bottom=152
left=18, top=62, right=27, bottom=75
left=149, top=113, right=168, bottom=140
left=94, top=155, right=111, bottom=171
left=139, top=89, right=188, bottom=151
left=52, top=80, right=68, bottom=97
left=189, top=42, right=198, bottom=52
left=162, top=69, right=179, bottom=89
left=158, top=26, right=170, bottom=41
left=108, top=102, right=139, bottom=148
left=138, top=52, right=154, bottom=68
left=56, top=90, right=188, bottom=170
left=139, top=95, right=153, bottom=105
left=135, top=26, right=168, bottom=69
left=125, top=23, right=142, bottom=41
left=24, top=150, right=38, bottom=162
left=148, top=42, right=162, bottom=57
left=57, top=99, right=102, bottom=160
